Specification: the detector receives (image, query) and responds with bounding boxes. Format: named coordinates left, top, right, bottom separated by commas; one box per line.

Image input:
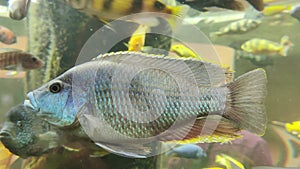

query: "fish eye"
left=154, top=1, right=166, bottom=10
left=31, top=57, right=37, bottom=62
left=17, top=121, right=23, bottom=129
left=49, top=81, right=63, bottom=93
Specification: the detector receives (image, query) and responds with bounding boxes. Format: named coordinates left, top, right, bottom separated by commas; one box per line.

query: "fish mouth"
left=0, top=130, right=11, bottom=139
left=24, top=92, right=39, bottom=112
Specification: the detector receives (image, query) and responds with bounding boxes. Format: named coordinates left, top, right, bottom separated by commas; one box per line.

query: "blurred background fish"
left=0, top=26, right=16, bottom=45
left=127, top=24, right=149, bottom=52
left=170, top=44, right=202, bottom=59
left=165, top=144, right=207, bottom=159
left=210, top=19, right=261, bottom=37
left=0, top=48, right=44, bottom=74
left=263, top=5, right=293, bottom=16
left=215, top=153, right=245, bottom=169
left=241, top=36, right=294, bottom=56
left=8, top=0, right=30, bottom=20
left=63, top=0, right=188, bottom=23
left=0, top=104, right=60, bottom=157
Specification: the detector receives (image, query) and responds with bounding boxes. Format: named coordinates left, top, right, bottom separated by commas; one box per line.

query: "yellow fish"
left=241, top=36, right=293, bottom=56
left=215, top=154, right=245, bottom=169
left=263, top=5, right=293, bottom=16
left=0, top=142, right=18, bottom=169
left=203, top=168, right=224, bottom=169
left=128, top=24, right=149, bottom=51
left=64, top=0, right=188, bottom=22
left=285, top=121, right=300, bottom=135
left=170, top=44, right=203, bottom=60
left=210, top=19, right=261, bottom=37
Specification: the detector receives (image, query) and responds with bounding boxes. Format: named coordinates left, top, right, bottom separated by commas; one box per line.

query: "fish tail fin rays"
left=225, top=68, right=267, bottom=136
left=279, top=36, right=293, bottom=57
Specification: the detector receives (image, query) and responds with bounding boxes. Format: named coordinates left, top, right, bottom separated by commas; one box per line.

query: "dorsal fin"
left=93, top=51, right=230, bottom=87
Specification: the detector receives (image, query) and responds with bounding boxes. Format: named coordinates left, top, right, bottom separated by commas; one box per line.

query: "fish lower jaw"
left=24, top=99, right=39, bottom=112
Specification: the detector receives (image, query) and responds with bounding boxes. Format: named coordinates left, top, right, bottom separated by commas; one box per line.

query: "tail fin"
left=225, top=68, right=267, bottom=136
left=279, top=36, right=293, bottom=57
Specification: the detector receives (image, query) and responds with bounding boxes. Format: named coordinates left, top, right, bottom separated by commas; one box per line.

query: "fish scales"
left=92, top=63, right=223, bottom=138
left=24, top=52, right=267, bottom=157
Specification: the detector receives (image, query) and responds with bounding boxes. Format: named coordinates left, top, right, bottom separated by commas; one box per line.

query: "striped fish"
left=64, top=0, right=188, bottom=21
left=241, top=36, right=294, bottom=56
left=0, top=48, right=44, bottom=72
left=210, top=19, right=261, bottom=37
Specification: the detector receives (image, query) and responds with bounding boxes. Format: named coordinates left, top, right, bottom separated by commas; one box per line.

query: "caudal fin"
left=225, top=68, right=267, bottom=136
left=279, top=36, right=293, bottom=57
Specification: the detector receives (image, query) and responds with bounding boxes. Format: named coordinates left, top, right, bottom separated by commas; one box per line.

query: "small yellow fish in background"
left=0, top=142, right=18, bottom=169
left=215, top=153, right=245, bottom=169
left=203, top=168, right=224, bottom=169
left=170, top=44, right=203, bottom=60
left=285, top=121, right=300, bottom=136
left=210, top=19, right=261, bottom=38
left=241, top=36, right=294, bottom=57
left=128, top=24, right=149, bottom=51
left=263, top=5, right=293, bottom=16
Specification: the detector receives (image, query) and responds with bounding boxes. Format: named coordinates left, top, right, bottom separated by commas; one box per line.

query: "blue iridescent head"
left=24, top=70, right=88, bottom=127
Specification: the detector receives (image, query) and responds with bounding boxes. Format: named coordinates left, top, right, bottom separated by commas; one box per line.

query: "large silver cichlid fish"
left=24, top=51, right=267, bottom=158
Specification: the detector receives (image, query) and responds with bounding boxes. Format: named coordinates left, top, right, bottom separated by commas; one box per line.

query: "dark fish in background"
left=177, top=0, right=264, bottom=11
left=8, top=0, right=30, bottom=20
left=291, top=6, right=300, bottom=21
left=0, top=48, right=44, bottom=72
left=0, top=104, right=102, bottom=158
left=0, top=104, right=59, bottom=157
left=0, top=26, right=17, bottom=45
left=24, top=51, right=267, bottom=158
